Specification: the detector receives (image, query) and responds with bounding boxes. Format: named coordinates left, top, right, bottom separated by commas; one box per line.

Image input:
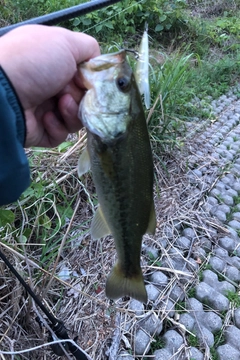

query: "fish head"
left=78, top=50, right=133, bottom=142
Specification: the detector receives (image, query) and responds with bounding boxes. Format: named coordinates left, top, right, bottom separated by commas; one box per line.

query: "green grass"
left=226, top=290, right=240, bottom=307
left=149, top=336, right=165, bottom=354
left=188, top=333, right=199, bottom=348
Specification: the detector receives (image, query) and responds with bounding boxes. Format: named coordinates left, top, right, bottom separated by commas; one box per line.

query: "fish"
left=77, top=49, right=156, bottom=303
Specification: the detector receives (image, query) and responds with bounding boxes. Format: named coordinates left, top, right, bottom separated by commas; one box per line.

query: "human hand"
left=0, top=25, right=100, bottom=147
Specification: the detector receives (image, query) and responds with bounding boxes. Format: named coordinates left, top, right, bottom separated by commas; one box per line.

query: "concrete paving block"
left=175, top=236, right=191, bottom=250
left=222, top=194, right=234, bottom=206
left=162, top=330, right=184, bottom=352
left=195, top=282, right=229, bottom=312
left=225, top=325, right=240, bottom=351
left=154, top=349, right=172, bottom=360
left=234, top=308, right=240, bottom=329
left=187, top=297, right=204, bottom=312
left=139, top=311, right=162, bottom=336
left=179, top=313, right=195, bottom=331
left=209, top=256, right=226, bottom=272
left=228, top=220, right=240, bottom=230
left=232, top=256, right=240, bottom=270
left=221, top=175, right=234, bottom=185
left=134, top=329, right=151, bottom=355
left=200, top=237, right=212, bottom=251
left=232, top=212, right=240, bottom=221
left=232, top=163, right=240, bottom=174
left=226, top=227, right=239, bottom=240
left=170, top=285, right=185, bottom=302
left=219, top=236, right=236, bottom=252
left=158, top=298, right=175, bottom=318
left=187, top=257, right=200, bottom=271
left=217, top=344, right=240, bottom=360
left=218, top=204, right=231, bottom=214
left=225, top=265, right=240, bottom=282
left=193, top=324, right=214, bottom=347
left=202, top=311, right=222, bottom=333
left=210, top=188, right=221, bottom=197
left=215, top=210, right=227, bottom=222
left=171, top=259, right=186, bottom=272
left=215, top=181, right=226, bottom=192
left=218, top=279, right=236, bottom=295
left=210, top=205, right=219, bottom=216
left=150, top=271, right=168, bottom=287
left=173, top=219, right=182, bottom=230
left=207, top=196, right=219, bottom=206
left=202, top=269, right=218, bottom=287
left=226, top=188, right=238, bottom=197
left=224, top=173, right=236, bottom=186
left=128, top=299, right=144, bottom=316
left=193, top=247, right=206, bottom=260
left=189, top=347, right=204, bottom=360
left=214, top=247, right=229, bottom=258
left=233, top=181, right=240, bottom=191
left=144, top=245, right=159, bottom=259
left=182, top=227, right=196, bottom=239
left=146, top=284, right=161, bottom=302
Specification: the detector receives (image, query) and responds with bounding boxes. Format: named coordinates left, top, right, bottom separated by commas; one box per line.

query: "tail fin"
left=105, top=262, right=147, bottom=303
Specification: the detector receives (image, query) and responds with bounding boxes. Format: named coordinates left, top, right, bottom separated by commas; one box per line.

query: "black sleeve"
left=0, top=67, right=30, bottom=206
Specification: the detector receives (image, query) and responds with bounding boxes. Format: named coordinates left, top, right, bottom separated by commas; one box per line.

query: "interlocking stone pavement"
left=117, top=90, right=240, bottom=359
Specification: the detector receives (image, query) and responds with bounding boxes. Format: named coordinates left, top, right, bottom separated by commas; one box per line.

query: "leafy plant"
left=70, top=0, right=187, bottom=41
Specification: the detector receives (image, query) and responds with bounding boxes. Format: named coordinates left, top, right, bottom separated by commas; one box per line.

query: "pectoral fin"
left=146, top=202, right=156, bottom=235
left=91, top=206, right=111, bottom=240
left=78, top=148, right=91, bottom=177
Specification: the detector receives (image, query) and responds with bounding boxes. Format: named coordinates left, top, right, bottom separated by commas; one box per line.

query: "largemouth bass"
left=78, top=50, right=156, bottom=303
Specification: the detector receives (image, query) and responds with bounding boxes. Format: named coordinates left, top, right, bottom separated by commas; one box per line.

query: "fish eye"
left=116, top=76, right=130, bottom=92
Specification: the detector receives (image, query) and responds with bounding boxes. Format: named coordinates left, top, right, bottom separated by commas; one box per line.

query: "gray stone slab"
left=217, top=344, right=240, bottom=360
left=225, top=325, right=240, bottom=351
left=162, top=330, right=184, bottom=352
left=188, top=347, right=204, bottom=360
left=138, top=312, right=162, bottom=336
left=209, top=256, right=226, bottom=272
left=219, top=236, right=236, bottom=252
left=154, top=349, right=172, bottom=360
left=146, top=284, right=160, bottom=302
left=195, top=282, right=229, bottom=312
left=179, top=313, right=195, bottom=331
left=234, top=308, right=240, bottom=329
left=150, top=271, right=169, bottom=286
left=134, top=329, right=151, bottom=355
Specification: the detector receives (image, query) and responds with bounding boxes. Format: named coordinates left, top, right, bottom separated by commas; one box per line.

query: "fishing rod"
left=0, top=0, right=122, bottom=36
left=0, top=248, right=89, bottom=359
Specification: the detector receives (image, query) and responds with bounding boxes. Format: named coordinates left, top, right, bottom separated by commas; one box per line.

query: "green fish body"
left=78, top=50, right=156, bottom=303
